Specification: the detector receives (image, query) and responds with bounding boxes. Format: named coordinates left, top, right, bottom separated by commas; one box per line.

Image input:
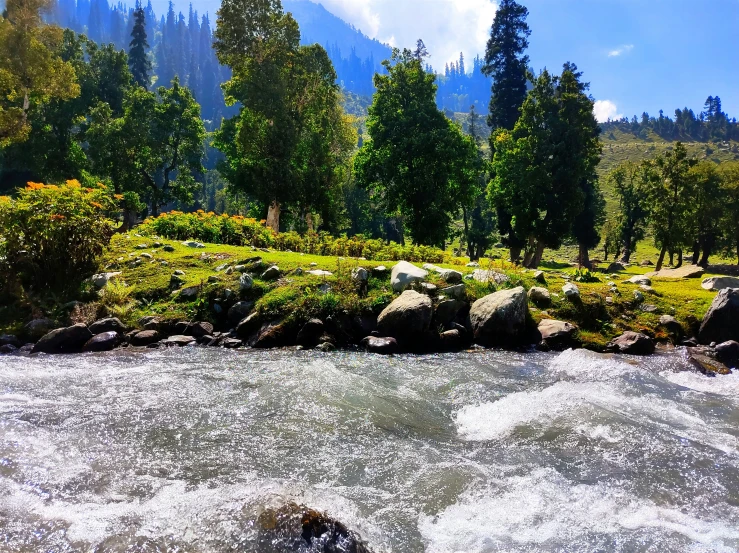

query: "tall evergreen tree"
left=482, top=0, right=530, bottom=132
left=128, top=1, right=151, bottom=89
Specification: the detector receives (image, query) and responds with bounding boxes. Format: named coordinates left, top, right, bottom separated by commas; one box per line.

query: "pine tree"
left=128, top=1, right=151, bottom=89
left=482, top=0, right=531, bottom=131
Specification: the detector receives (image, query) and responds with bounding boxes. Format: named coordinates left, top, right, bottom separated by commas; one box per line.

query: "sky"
left=151, top=0, right=739, bottom=122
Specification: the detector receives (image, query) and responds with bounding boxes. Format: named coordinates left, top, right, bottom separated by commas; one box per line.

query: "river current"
left=0, top=348, right=738, bottom=552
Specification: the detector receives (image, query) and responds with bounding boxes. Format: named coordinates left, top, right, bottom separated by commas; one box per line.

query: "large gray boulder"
left=701, top=276, right=739, bottom=291
left=83, top=331, right=120, bottom=352
left=699, top=288, right=739, bottom=344
left=377, top=290, right=433, bottom=343
left=537, top=319, right=577, bottom=351
left=390, top=261, right=428, bottom=292
left=468, top=286, right=528, bottom=347
left=646, top=265, right=705, bottom=279
left=32, top=323, right=92, bottom=354
left=528, top=287, right=551, bottom=306
left=472, top=269, right=509, bottom=285
left=130, top=330, right=160, bottom=346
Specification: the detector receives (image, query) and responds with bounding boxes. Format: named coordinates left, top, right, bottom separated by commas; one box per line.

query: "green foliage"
left=718, top=162, right=739, bottom=262
left=141, top=211, right=274, bottom=247
left=354, top=48, right=479, bottom=247
left=0, top=180, right=116, bottom=290
left=128, top=2, right=151, bottom=89
left=608, top=161, right=651, bottom=262
left=571, top=268, right=600, bottom=283
left=482, top=0, right=531, bottom=132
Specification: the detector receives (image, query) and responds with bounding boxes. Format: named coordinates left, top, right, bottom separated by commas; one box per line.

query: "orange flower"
left=96, top=182, right=106, bottom=189
left=159, top=212, right=167, bottom=217
left=91, top=201, right=103, bottom=209
left=50, top=214, right=65, bottom=220
left=65, top=179, right=81, bottom=188
left=85, top=188, right=94, bottom=193
left=259, top=219, right=267, bottom=225
left=27, top=182, right=45, bottom=190
left=45, top=184, right=58, bottom=190
left=114, top=194, right=124, bottom=200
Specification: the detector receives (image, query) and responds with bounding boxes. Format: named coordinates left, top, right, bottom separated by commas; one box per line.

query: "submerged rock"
left=255, top=503, right=372, bottom=553
left=687, top=348, right=731, bottom=375
left=360, top=336, right=398, bottom=354
left=468, top=286, right=527, bottom=347
left=606, top=331, right=655, bottom=355
left=698, top=288, right=739, bottom=344
left=32, top=324, right=92, bottom=354
left=390, top=260, right=428, bottom=292
left=715, top=340, right=739, bottom=367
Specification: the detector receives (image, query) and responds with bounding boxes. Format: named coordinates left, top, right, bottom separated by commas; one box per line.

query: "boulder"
left=89, top=317, right=127, bottom=335
left=440, top=283, right=465, bottom=300
left=439, top=329, right=464, bottom=351
left=228, top=301, right=254, bottom=324
left=715, top=340, right=739, bottom=367
left=472, top=269, right=509, bottom=284
left=170, top=274, right=185, bottom=288
left=185, top=321, right=214, bottom=338
left=534, top=271, right=546, bottom=284
left=360, top=336, right=399, bottom=354
left=0, top=344, right=17, bottom=354
left=239, top=273, right=254, bottom=291
left=606, top=331, right=655, bottom=355
left=222, top=338, right=242, bottom=349
left=306, top=269, right=332, bottom=277
left=562, top=282, right=580, bottom=299
left=468, top=286, right=528, bottom=347
left=701, top=276, right=739, bottom=291
left=607, top=262, right=626, bottom=273
left=527, top=287, right=551, bottom=306
left=130, top=330, right=160, bottom=346
left=658, top=315, right=684, bottom=338
left=435, top=299, right=465, bottom=327
left=466, top=261, right=479, bottom=267
left=537, top=319, right=578, bottom=351
left=316, top=341, right=336, bottom=352
left=698, top=288, right=739, bottom=344
left=626, top=275, right=651, bottom=286
left=390, top=261, right=428, bottom=292
left=351, top=267, right=369, bottom=282
left=377, top=290, right=433, bottom=343
left=83, top=331, right=120, bottom=352
left=646, top=265, right=705, bottom=279
left=252, top=320, right=294, bottom=348
left=181, top=241, right=205, bottom=248
left=371, top=265, right=388, bottom=278
left=0, top=334, right=21, bottom=348
left=162, top=335, right=197, bottom=347
left=162, top=245, right=175, bottom=252
left=261, top=265, right=281, bottom=280
left=633, top=290, right=644, bottom=303
left=687, top=348, right=731, bottom=375
left=296, top=319, right=325, bottom=348
left=90, top=272, right=121, bottom=289
left=352, top=312, right=378, bottom=339
left=236, top=313, right=261, bottom=339
left=179, top=286, right=199, bottom=299
left=32, top=323, right=92, bottom=354
left=25, top=318, right=57, bottom=340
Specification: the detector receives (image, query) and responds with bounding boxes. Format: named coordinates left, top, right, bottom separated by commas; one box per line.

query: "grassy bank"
left=1, top=232, right=717, bottom=351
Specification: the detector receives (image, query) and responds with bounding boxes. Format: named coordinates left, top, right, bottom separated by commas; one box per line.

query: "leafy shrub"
left=0, top=180, right=117, bottom=291
left=139, top=211, right=458, bottom=264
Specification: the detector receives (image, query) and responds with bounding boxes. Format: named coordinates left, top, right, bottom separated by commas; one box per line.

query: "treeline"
left=605, top=148, right=739, bottom=269
left=602, top=96, right=739, bottom=143
left=434, top=53, right=492, bottom=113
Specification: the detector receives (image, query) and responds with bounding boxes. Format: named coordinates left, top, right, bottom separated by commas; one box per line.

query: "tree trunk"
left=675, top=249, right=683, bottom=268
left=620, top=245, right=631, bottom=263
left=462, top=207, right=470, bottom=259
left=305, top=212, right=314, bottom=232
left=509, top=246, right=522, bottom=265
left=691, top=241, right=700, bottom=265
left=266, top=201, right=281, bottom=233
left=668, top=250, right=674, bottom=266
left=530, top=241, right=545, bottom=269
left=699, top=237, right=714, bottom=268
left=656, top=244, right=668, bottom=271
left=117, top=208, right=138, bottom=233
left=578, top=244, right=591, bottom=269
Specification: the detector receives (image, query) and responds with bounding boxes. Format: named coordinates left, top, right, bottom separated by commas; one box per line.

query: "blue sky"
left=149, top=0, right=739, bottom=121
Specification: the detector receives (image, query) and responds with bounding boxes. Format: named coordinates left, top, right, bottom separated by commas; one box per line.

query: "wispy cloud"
left=607, top=44, right=634, bottom=57
left=593, top=100, right=623, bottom=123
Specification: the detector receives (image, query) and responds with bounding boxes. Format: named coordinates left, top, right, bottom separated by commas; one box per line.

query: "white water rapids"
left=0, top=348, right=738, bottom=552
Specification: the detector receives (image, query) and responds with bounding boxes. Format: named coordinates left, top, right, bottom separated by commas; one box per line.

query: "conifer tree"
left=128, top=1, right=151, bottom=89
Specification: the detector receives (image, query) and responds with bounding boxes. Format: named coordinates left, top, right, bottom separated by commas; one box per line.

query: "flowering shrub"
left=0, top=180, right=117, bottom=290
left=139, top=211, right=453, bottom=263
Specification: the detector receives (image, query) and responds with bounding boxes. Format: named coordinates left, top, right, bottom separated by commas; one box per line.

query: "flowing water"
left=1, top=348, right=739, bottom=552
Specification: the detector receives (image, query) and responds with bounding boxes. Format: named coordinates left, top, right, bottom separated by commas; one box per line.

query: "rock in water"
left=89, top=317, right=127, bottom=335
left=537, top=319, right=578, bottom=351
left=390, top=261, right=428, bottom=292
left=83, top=331, right=120, bottom=352
left=468, top=286, right=528, bottom=347
left=296, top=319, right=325, bottom=348
left=701, top=276, right=739, bottom=291
left=377, top=290, right=433, bottom=344
left=715, top=340, right=739, bottom=367
left=360, top=335, right=399, bottom=354
left=130, top=330, right=160, bottom=346
left=699, top=288, right=739, bottom=344
left=32, top=323, right=93, bottom=354
left=606, top=331, right=655, bottom=355
left=687, top=348, right=731, bottom=375
left=161, top=335, right=197, bottom=347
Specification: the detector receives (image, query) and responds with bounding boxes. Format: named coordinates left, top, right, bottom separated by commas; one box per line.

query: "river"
left=1, top=348, right=738, bottom=552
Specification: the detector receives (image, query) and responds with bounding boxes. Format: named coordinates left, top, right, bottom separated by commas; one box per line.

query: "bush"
left=0, top=180, right=117, bottom=291
left=139, top=212, right=455, bottom=264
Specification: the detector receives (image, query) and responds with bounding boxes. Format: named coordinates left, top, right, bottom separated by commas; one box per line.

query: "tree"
left=609, top=161, right=652, bottom=262
left=718, top=162, right=739, bottom=264
left=687, top=161, right=723, bottom=267
left=0, top=0, right=79, bottom=146
left=87, top=78, right=205, bottom=214
left=482, top=0, right=530, bottom=132
left=213, top=0, right=355, bottom=232
left=463, top=104, right=495, bottom=260
left=354, top=48, right=478, bottom=247
left=128, top=1, right=151, bottom=89
left=647, top=142, right=697, bottom=270
left=489, top=63, right=601, bottom=268
left=571, top=179, right=605, bottom=268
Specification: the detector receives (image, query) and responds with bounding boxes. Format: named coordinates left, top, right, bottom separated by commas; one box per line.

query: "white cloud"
left=607, top=44, right=634, bottom=57
left=307, top=0, right=498, bottom=69
left=593, top=100, right=623, bottom=123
